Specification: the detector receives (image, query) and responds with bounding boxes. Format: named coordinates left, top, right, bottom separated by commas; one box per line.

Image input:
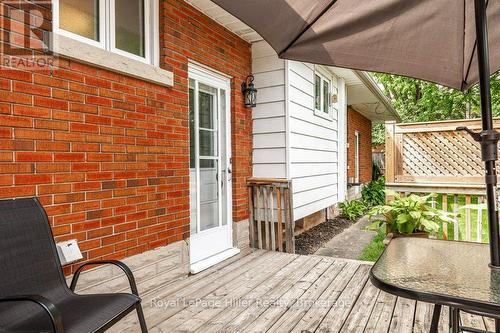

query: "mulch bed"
left=295, top=217, right=355, bottom=255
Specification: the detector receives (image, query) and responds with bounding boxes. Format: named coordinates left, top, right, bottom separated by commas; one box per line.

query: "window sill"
left=52, top=34, right=173, bottom=87
left=314, top=109, right=334, bottom=121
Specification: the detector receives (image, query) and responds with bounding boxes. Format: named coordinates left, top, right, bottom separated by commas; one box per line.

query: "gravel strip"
left=295, top=217, right=355, bottom=255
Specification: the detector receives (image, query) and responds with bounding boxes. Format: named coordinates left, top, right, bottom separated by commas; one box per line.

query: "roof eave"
left=353, top=70, right=401, bottom=123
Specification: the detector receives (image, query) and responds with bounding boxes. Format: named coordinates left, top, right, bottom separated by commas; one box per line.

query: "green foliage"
left=339, top=200, right=366, bottom=221
left=372, top=123, right=386, bottom=146
left=362, top=177, right=385, bottom=207
left=367, top=191, right=456, bottom=236
left=371, top=72, right=500, bottom=146
left=359, top=229, right=386, bottom=262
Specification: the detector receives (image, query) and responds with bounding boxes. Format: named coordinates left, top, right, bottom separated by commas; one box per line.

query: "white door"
left=188, top=63, right=238, bottom=273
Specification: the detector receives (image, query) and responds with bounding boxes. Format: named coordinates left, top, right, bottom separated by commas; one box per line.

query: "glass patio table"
left=370, top=237, right=500, bottom=333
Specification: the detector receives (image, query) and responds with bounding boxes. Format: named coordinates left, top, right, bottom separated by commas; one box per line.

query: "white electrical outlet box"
left=56, top=239, right=83, bottom=265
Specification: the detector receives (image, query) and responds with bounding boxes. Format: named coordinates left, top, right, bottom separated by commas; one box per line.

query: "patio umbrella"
left=212, top=0, right=500, bottom=266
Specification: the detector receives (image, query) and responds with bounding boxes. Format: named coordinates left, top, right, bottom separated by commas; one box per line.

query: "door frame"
left=188, top=62, right=237, bottom=273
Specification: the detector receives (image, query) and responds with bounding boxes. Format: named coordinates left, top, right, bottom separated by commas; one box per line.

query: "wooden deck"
left=92, top=250, right=493, bottom=333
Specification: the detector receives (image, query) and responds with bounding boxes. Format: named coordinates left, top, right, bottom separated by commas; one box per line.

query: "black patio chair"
left=0, top=197, right=148, bottom=333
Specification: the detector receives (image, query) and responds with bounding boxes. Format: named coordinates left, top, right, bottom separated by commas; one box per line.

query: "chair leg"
left=449, top=307, right=460, bottom=333
left=496, top=318, right=500, bottom=333
left=430, top=304, right=442, bottom=333
left=136, top=304, right=148, bottom=333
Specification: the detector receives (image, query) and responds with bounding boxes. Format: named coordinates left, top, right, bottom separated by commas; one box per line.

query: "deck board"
left=104, top=249, right=494, bottom=333
left=364, top=291, right=398, bottom=333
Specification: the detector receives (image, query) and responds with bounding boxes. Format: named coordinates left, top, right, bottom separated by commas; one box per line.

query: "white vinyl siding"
left=250, top=43, right=348, bottom=221
left=288, top=61, right=341, bottom=220
left=252, top=41, right=287, bottom=178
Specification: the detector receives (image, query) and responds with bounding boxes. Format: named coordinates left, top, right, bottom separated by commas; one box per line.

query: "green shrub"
left=362, top=177, right=385, bottom=207
left=339, top=200, right=367, bottom=221
left=367, top=190, right=456, bottom=236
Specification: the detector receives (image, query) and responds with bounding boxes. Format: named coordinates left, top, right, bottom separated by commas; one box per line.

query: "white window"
left=53, top=0, right=156, bottom=65
left=314, top=70, right=334, bottom=119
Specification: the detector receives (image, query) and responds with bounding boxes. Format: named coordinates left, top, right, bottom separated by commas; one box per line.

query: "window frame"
left=313, top=68, right=335, bottom=120
left=109, top=0, right=152, bottom=64
left=53, top=0, right=106, bottom=49
left=53, top=0, right=156, bottom=65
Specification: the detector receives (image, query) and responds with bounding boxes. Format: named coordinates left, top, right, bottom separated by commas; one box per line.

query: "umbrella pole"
left=474, top=0, right=500, bottom=268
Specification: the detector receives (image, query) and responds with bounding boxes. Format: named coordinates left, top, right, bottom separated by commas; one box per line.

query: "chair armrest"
left=70, top=260, right=140, bottom=296
left=0, top=295, right=64, bottom=333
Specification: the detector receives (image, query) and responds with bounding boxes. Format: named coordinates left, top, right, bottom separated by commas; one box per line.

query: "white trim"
left=190, top=248, right=240, bottom=274
left=337, top=78, right=347, bottom=202
left=52, top=34, right=173, bottom=86
left=194, top=79, right=201, bottom=234
left=109, top=0, right=152, bottom=64
left=284, top=60, right=291, bottom=179
left=188, top=62, right=232, bottom=88
left=189, top=60, right=232, bottom=80
left=152, top=0, right=160, bottom=67
left=188, top=62, right=234, bottom=270
left=53, top=0, right=106, bottom=49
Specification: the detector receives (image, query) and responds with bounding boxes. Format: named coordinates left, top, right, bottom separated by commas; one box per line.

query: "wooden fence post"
left=385, top=121, right=396, bottom=183
left=385, top=121, right=397, bottom=204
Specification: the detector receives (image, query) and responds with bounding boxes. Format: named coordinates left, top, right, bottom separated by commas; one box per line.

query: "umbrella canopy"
left=213, top=0, right=499, bottom=91
left=213, top=0, right=500, bottom=267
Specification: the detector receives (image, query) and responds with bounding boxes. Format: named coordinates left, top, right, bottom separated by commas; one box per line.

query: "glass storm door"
left=188, top=64, right=236, bottom=273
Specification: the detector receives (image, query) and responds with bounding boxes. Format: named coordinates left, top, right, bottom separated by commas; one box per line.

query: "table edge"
left=369, top=267, right=500, bottom=317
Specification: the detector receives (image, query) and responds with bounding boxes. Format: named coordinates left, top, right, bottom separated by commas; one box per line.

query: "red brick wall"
left=161, top=0, right=252, bottom=222
left=0, top=0, right=252, bottom=274
left=347, top=107, right=372, bottom=184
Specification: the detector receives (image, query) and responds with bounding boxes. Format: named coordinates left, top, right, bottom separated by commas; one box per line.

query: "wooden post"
left=442, top=195, right=448, bottom=240
left=385, top=121, right=397, bottom=183
left=284, top=186, right=295, bottom=253
left=248, top=186, right=255, bottom=248
left=465, top=194, right=471, bottom=241
left=477, top=196, right=483, bottom=243
left=256, top=187, right=263, bottom=249
left=276, top=188, right=283, bottom=252
left=269, top=187, right=276, bottom=251
left=385, top=121, right=397, bottom=204
left=286, top=181, right=295, bottom=253
left=263, top=186, right=270, bottom=250
left=453, top=195, right=459, bottom=240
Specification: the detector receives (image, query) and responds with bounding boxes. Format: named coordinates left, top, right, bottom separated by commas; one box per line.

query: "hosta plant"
left=367, top=190, right=456, bottom=236
left=339, top=200, right=366, bottom=221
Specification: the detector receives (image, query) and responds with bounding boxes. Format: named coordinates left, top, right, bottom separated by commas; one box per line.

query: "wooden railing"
left=247, top=178, right=295, bottom=253
left=385, top=183, right=493, bottom=243
left=384, top=119, right=500, bottom=243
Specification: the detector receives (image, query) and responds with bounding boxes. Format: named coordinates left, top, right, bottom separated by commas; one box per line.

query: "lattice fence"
left=386, top=119, right=500, bottom=184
